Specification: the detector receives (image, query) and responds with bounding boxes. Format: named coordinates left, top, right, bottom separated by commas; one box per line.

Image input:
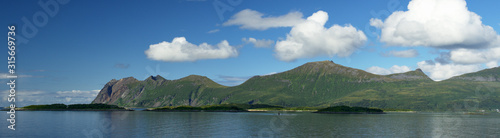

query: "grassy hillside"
left=447, top=67, right=500, bottom=82
left=92, top=60, right=500, bottom=111
left=105, top=75, right=230, bottom=107
left=331, top=81, right=500, bottom=111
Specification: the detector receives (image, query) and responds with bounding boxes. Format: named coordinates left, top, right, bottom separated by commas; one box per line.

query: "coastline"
left=14, top=108, right=133, bottom=111
left=384, top=111, right=417, bottom=113
left=314, top=111, right=386, bottom=114
left=147, top=109, right=248, bottom=112
left=247, top=109, right=317, bottom=112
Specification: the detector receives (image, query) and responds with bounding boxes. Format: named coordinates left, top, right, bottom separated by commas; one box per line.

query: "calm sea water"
left=1, top=111, right=499, bottom=137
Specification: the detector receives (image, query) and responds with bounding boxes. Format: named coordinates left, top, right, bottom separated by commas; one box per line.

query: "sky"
left=1, top=0, right=500, bottom=107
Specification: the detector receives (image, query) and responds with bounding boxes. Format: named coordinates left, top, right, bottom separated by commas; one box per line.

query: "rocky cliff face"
left=92, top=77, right=139, bottom=104
left=91, top=75, right=227, bottom=107
left=386, top=69, right=433, bottom=81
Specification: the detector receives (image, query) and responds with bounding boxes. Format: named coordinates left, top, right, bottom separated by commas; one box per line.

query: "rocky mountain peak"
left=386, top=69, right=432, bottom=81
left=145, top=75, right=165, bottom=81
left=415, top=68, right=423, bottom=72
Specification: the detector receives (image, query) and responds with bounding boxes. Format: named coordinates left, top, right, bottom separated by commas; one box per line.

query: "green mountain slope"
left=92, top=75, right=229, bottom=107
left=92, top=61, right=500, bottom=111
left=446, top=66, right=500, bottom=82
left=225, top=61, right=395, bottom=107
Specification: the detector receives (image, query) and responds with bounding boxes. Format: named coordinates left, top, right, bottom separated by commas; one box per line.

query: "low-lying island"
left=314, top=105, right=385, bottom=114
left=13, top=104, right=132, bottom=111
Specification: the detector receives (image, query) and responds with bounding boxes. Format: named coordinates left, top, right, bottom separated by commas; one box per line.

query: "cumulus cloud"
left=382, top=49, right=419, bottom=58
left=486, top=61, right=498, bottom=68
left=223, top=9, right=305, bottom=30
left=371, top=0, right=499, bottom=49
left=368, top=0, right=500, bottom=79
left=417, top=60, right=481, bottom=81
left=366, top=66, right=391, bottom=75
left=275, top=11, right=367, bottom=61
left=432, top=52, right=451, bottom=64
left=366, top=65, right=412, bottom=75
left=242, top=37, right=274, bottom=48
left=145, top=37, right=238, bottom=62
left=369, top=18, right=384, bottom=28
left=449, top=47, right=500, bottom=64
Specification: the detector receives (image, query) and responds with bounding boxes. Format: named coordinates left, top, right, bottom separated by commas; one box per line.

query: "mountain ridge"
left=385, top=68, right=433, bottom=81
left=92, top=60, right=500, bottom=111
left=446, top=66, right=500, bottom=82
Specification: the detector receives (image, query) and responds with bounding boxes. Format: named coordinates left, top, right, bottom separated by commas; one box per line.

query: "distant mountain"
left=446, top=67, right=500, bottom=82
left=92, top=60, right=500, bottom=111
left=386, top=69, right=433, bottom=81
left=92, top=75, right=226, bottom=107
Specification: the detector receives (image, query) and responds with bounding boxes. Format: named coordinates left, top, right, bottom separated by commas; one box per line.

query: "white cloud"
left=0, top=73, right=37, bottom=79
left=56, top=90, right=100, bottom=97
left=369, top=18, right=384, bottom=28
left=449, top=47, right=500, bottom=64
left=218, top=75, right=249, bottom=82
left=223, top=9, right=305, bottom=30
left=486, top=61, right=498, bottom=68
left=274, top=11, right=367, bottom=61
left=366, top=65, right=411, bottom=75
left=370, top=0, right=500, bottom=77
left=390, top=65, right=412, bottom=74
left=417, top=61, right=481, bottom=81
left=145, top=37, right=238, bottom=62
left=383, top=49, right=419, bottom=58
left=0, top=73, right=19, bottom=79
left=371, top=0, right=499, bottom=49
left=261, top=72, right=277, bottom=76
left=366, top=66, right=391, bottom=75
left=1, top=90, right=100, bottom=107
left=54, top=90, right=100, bottom=104
left=242, top=37, right=274, bottom=48
left=217, top=75, right=251, bottom=86
left=207, top=29, right=220, bottom=33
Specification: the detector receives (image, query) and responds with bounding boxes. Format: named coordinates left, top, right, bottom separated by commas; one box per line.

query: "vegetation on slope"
left=92, top=60, right=500, bottom=111
left=447, top=66, right=500, bottom=82
left=385, top=69, right=433, bottom=81
left=148, top=104, right=246, bottom=112
left=315, top=105, right=384, bottom=114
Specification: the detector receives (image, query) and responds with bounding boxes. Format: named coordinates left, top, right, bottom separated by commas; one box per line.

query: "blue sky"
left=2, top=0, right=500, bottom=107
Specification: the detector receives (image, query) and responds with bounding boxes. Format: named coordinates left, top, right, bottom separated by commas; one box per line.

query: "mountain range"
left=92, top=60, right=500, bottom=111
